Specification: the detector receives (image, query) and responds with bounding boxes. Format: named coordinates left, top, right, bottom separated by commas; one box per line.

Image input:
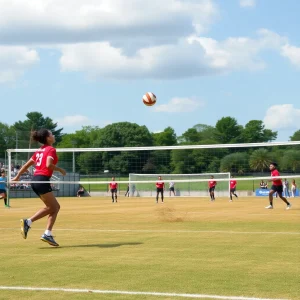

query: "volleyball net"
left=5, top=140, right=300, bottom=204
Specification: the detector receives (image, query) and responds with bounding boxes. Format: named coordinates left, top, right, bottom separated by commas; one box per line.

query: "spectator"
left=283, top=179, right=290, bottom=198
left=291, top=180, right=297, bottom=198
left=77, top=186, right=85, bottom=197
left=260, top=180, right=268, bottom=189
left=0, top=171, right=8, bottom=207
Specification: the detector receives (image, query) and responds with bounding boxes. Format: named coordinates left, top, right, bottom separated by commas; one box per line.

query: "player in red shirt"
left=12, top=129, right=66, bottom=246
left=156, top=176, right=165, bottom=203
left=208, top=175, right=217, bottom=201
left=109, top=177, right=118, bottom=203
left=266, top=162, right=291, bottom=210
left=229, top=176, right=238, bottom=202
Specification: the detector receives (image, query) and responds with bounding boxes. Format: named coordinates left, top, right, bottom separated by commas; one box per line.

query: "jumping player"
left=156, top=176, right=164, bottom=203
left=229, top=176, right=238, bottom=201
left=12, top=129, right=66, bottom=247
left=208, top=175, right=217, bottom=201
left=265, top=162, right=291, bottom=210
left=109, top=177, right=118, bottom=203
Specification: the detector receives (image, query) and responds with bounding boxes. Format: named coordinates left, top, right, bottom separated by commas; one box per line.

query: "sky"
left=0, top=0, right=300, bottom=141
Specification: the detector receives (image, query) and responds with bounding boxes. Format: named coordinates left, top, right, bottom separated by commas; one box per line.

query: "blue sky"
left=0, top=0, right=300, bottom=141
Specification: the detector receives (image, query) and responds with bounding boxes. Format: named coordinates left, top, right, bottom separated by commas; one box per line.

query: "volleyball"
left=142, top=92, right=157, bottom=106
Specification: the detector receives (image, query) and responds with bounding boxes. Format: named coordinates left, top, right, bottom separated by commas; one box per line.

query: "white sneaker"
left=265, top=205, right=273, bottom=209
left=286, top=204, right=292, bottom=210
left=229, top=200, right=233, bottom=202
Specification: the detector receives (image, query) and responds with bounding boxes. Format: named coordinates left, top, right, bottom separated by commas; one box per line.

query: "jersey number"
left=36, top=153, right=44, bottom=166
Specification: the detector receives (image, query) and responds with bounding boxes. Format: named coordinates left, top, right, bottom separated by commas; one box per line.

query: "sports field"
left=1, top=196, right=299, bottom=300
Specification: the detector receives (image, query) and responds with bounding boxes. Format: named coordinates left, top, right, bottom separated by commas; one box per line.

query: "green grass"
left=1, top=197, right=299, bottom=300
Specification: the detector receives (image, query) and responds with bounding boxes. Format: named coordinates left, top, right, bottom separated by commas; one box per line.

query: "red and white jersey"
left=109, top=182, right=118, bottom=189
left=271, top=169, right=282, bottom=186
left=208, top=180, right=217, bottom=188
left=230, top=180, right=237, bottom=189
left=31, top=145, right=58, bottom=177
left=156, top=181, right=164, bottom=189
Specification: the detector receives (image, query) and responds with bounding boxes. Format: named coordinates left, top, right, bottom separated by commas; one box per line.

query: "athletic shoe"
left=265, top=205, right=273, bottom=209
left=41, top=234, right=59, bottom=247
left=286, top=204, right=292, bottom=210
left=229, top=200, right=233, bottom=202
left=20, top=219, right=30, bottom=239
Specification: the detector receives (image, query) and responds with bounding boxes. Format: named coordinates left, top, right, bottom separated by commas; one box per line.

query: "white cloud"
left=239, top=0, right=256, bottom=7
left=281, top=44, right=300, bottom=67
left=59, top=29, right=288, bottom=79
left=264, top=104, right=300, bottom=130
left=154, top=97, right=204, bottom=113
left=0, top=46, right=39, bottom=83
left=55, top=115, right=112, bottom=132
left=0, top=0, right=218, bottom=46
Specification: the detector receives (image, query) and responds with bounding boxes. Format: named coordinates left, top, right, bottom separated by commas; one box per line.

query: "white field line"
left=0, top=228, right=300, bottom=235
left=0, top=286, right=289, bottom=300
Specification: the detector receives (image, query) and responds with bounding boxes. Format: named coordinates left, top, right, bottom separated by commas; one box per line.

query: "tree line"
left=1, top=112, right=300, bottom=175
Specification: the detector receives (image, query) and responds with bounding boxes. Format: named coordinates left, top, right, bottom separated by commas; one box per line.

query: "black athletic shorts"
left=230, top=188, right=236, bottom=193
left=209, top=187, right=215, bottom=193
left=157, top=188, right=164, bottom=193
left=270, top=185, right=283, bottom=193
left=31, top=175, right=52, bottom=196
left=169, top=187, right=175, bottom=192
left=0, top=189, right=6, bottom=194
left=110, top=188, right=117, bottom=193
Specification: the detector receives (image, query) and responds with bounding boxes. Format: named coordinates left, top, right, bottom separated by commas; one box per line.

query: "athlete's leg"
left=30, top=192, right=60, bottom=231
left=277, top=191, right=290, bottom=205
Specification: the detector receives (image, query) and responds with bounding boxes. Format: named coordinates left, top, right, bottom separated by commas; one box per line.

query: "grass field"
left=1, top=196, right=299, bottom=300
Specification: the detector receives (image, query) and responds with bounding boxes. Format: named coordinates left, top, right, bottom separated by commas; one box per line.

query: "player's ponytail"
left=31, top=129, right=51, bottom=144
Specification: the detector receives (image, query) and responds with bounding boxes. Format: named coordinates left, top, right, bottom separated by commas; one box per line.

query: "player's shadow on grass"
left=39, top=242, right=143, bottom=249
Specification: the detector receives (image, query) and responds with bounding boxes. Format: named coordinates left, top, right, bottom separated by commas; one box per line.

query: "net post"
left=228, top=172, right=231, bottom=199
left=7, top=150, right=11, bottom=207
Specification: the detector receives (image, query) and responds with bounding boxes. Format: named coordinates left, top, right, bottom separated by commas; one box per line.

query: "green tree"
left=281, top=150, right=300, bottom=172
left=193, top=124, right=217, bottom=141
left=98, top=122, right=153, bottom=174
left=242, top=120, right=277, bottom=142
left=57, top=126, right=103, bottom=173
left=178, top=128, right=201, bottom=144
left=178, top=124, right=217, bottom=144
left=289, top=130, right=300, bottom=150
left=152, top=127, right=177, bottom=146
left=151, top=127, right=177, bottom=173
left=290, top=130, right=300, bottom=141
left=249, top=149, right=273, bottom=172
left=214, top=117, right=243, bottom=143
left=98, top=122, right=152, bottom=148
left=220, top=152, right=249, bottom=174
left=13, top=112, right=63, bottom=148
left=0, top=123, right=16, bottom=157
